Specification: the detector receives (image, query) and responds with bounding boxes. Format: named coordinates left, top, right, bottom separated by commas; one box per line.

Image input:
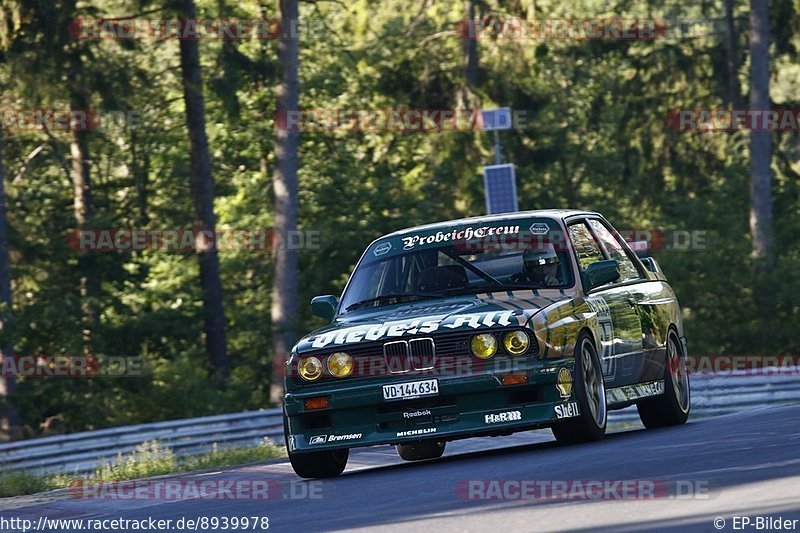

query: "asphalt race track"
left=2, top=404, right=800, bottom=532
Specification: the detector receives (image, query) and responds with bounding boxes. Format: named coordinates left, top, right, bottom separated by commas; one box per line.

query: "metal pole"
left=493, top=130, right=502, bottom=165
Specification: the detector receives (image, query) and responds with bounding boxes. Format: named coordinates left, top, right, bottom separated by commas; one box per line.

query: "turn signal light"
left=304, top=396, right=330, bottom=410
left=501, top=373, right=528, bottom=386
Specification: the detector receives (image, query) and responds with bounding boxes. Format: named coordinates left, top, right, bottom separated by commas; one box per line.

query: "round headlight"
left=471, top=333, right=498, bottom=359
left=504, top=331, right=530, bottom=355
left=299, top=356, right=323, bottom=381
left=327, top=352, right=354, bottom=378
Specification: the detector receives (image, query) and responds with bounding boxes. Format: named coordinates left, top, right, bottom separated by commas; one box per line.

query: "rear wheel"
left=552, top=333, right=607, bottom=444
left=284, top=412, right=349, bottom=478
left=395, top=440, right=446, bottom=461
left=637, top=329, right=691, bottom=428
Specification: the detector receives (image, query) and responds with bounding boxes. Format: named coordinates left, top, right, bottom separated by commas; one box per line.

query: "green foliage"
left=0, top=0, right=799, bottom=435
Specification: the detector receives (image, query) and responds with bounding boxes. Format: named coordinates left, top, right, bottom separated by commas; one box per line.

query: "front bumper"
left=284, top=357, right=578, bottom=453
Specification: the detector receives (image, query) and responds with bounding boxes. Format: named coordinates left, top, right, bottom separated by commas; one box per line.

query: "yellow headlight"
left=471, top=333, right=498, bottom=359
left=299, top=356, right=323, bottom=381
left=503, top=331, right=530, bottom=355
left=327, top=352, right=354, bottom=378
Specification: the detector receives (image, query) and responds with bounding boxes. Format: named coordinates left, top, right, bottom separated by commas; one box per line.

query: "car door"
left=589, top=220, right=679, bottom=383
left=567, top=219, right=644, bottom=388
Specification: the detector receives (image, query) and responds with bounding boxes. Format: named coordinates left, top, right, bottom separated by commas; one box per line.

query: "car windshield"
left=340, top=218, right=574, bottom=313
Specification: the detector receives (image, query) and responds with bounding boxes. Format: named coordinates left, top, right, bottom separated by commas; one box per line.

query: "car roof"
left=381, top=209, right=600, bottom=238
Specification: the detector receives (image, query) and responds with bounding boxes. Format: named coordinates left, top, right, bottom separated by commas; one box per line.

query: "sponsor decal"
left=403, top=409, right=432, bottom=419
left=529, top=222, right=550, bottom=235
left=373, top=241, right=392, bottom=256
left=586, top=297, right=615, bottom=377
left=485, top=411, right=522, bottom=424
left=555, top=402, right=580, bottom=419
left=397, top=427, right=437, bottom=437
left=309, top=309, right=525, bottom=349
left=556, top=367, right=573, bottom=399
left=309, top=433, right=362, bottom=445
left=606, top=380, right=665, bottom=404
left=400, top=225, right=520, bottom=250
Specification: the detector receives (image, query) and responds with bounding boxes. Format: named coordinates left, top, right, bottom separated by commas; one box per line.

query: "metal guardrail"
left=1, top=371, right=798, bottom=476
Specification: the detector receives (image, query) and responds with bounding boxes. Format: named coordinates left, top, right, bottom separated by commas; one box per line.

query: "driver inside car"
left=510, top=244, right=561, bottom=287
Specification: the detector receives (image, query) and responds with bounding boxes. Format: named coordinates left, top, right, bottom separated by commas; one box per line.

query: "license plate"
left=382, top=379, right=439, bottom=401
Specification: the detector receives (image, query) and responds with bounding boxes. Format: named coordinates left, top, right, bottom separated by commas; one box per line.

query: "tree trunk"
left=724, top=0, right=743, bottom=108
left=0, top=127, right=19, bottom=441
left=270, top=0, right=300, bottom=405
left=748, top=0, right=774, bottom=274
left=65, top=0, right=96, bottom=355
left=177, top=0, right=230, bottom=375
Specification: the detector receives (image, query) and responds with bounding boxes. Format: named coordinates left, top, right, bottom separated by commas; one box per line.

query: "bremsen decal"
left=400, top=225, right=520, bottom=250
left=484, top=411, right=522, bottom=424
left=309, top=309, right=526, bottom=349
left=555, top=402, right=580, bottom=419
left=310, top=433, right=362, bottom=445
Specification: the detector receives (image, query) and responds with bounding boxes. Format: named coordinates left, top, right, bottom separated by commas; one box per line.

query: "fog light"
left=504, top=331, right=530, bottom=355
left=327, top=352, right=353, bottom=377
left=471, top=333, right=497, bottom=359
left=299, top=356, right=323, bottom=381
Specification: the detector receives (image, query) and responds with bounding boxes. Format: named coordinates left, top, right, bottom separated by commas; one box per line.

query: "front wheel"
left=284, top=412, right=349, bottom=478
left=637, top=329, right=691, bottom=428
left=395, top=440, right=446, bottom=461
left=552, top=333, right=607, bottom=444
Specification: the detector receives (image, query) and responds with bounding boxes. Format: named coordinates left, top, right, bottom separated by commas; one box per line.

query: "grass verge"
left=0, top=441, right=286, bottom=499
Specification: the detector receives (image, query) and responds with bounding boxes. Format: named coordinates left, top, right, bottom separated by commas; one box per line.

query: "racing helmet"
left=523, top=243, right=559, bottom=271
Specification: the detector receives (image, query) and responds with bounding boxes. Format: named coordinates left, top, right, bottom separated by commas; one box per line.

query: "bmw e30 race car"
left=283, top=210, right=691, bottom=478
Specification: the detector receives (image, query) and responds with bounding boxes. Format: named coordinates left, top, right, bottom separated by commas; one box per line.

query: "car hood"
left=295, top=291, right=572, bottom=353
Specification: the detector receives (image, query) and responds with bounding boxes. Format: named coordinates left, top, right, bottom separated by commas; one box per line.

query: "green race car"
left=283, top=210, right=690, bottom=478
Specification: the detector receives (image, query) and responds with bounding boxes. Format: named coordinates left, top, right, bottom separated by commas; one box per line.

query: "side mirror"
left=640, top=256, right=667, bottom=280
left=583, top=260, right=620, bottom=291
left=311, top=295, right=338, bottom=321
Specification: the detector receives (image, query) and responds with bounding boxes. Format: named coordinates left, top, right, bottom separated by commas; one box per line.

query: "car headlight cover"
left=471, top=333, right=498, bottom=359
left=504, top=331, right=530, bottom=355
left=299, top=356, right=323, bottom=381
left=327, top=352, right=354, bottom=377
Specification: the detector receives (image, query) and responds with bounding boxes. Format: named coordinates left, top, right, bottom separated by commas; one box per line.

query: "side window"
left=588, top=219, right=640, bottom=281
left=568, top=223, right=605, bottom=271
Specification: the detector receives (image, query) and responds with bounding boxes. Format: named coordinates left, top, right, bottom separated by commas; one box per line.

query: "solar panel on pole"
left=483, top=164, right=518, bottom=214
left=479, top=108, right=512, bottom=131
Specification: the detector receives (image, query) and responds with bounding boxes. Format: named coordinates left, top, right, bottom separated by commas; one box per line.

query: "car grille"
left=297, top=328, right=537, bottom=382
left=383, top=338, right=436, bottom=374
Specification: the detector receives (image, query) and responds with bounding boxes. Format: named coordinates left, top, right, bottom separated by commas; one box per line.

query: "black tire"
left=637, top=329, right=691, bottom=428
left=284, top=412, right=349, bottom=479
left=552, top=332, right=607, bottom=444
left=395, top=440, right=446, bottom=461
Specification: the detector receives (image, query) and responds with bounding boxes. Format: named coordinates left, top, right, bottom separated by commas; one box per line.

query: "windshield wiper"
left=345, top=292, right=441, bottom=312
